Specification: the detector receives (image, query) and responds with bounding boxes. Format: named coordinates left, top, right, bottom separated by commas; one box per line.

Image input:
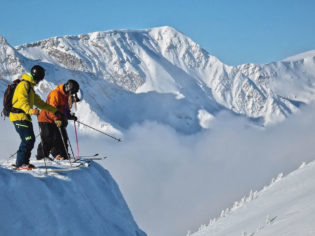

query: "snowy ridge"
left=188, top=173, right=283, bottom=235
left=0, top=26, right=313, bottom=133
left=190, top=161, right=315, bottom=236
left=0, top=160, right=146, bottom=236
left=282, top=50, right=315, bottom=62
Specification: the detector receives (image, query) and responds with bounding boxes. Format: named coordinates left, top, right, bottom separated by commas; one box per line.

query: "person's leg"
left=52, top=126, right=69, bottom=159
left=60, top=127, right=69, bottom=158
left=24, top=122, right=35, bottom=165
left=36, top=142, right=44, bottom=160
left=36, top=123, right=53, bottom=160
left=13, top=121, right=35, bottom=167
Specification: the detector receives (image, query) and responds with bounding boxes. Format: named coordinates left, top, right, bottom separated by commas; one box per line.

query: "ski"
left=37, top=157, right=54, bottom=161
left=71, top=153, right=99, bottom=159
left=74, top=156, right=107, bottom=162
left=37, top=162, right=90, bottom=173
left=9, top=164, right=37, bottom=171
left=45, top=167, right=82, bottom=172
left=79, top=153, right=99, bottom=158
left=44, top=165, right=89, bottom=172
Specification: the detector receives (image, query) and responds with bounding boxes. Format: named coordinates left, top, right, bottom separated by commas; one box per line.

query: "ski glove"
left=68, top=114, right=78, bottom=121
left=55, top=120, right=62, bottom=127
left=30, top=108, right=40, bottom=116
left=54, top=111, right=64, bottom=119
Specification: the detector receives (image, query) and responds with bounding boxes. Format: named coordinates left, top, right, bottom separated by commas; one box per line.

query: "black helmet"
left=64, top=79, right=80, bottom=94
left=31, top=65, right=45, bottom=83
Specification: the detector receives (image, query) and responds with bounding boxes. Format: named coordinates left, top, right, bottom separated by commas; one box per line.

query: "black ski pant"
left=13, top=120, right=35, bottom=167
left=37, top=122, right=69, bottom=160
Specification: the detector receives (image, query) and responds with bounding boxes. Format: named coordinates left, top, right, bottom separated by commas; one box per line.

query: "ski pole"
left=67, top=138, right=76, bottom=161
left=76, top=120, right=122, bottom=142
left=8, top=151, right=17, bottom=159
left=43, top=154, right=48, bottom=175
left=9, top=133, right=41, bottom=159
left=38, top=128, right=48, bottom=175
left=74, top=120, right=80, bottom=160
left=58, top=127, right=72, bottom=166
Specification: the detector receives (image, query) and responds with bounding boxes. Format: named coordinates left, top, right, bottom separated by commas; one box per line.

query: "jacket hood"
left=21, top=73, right=36, bottom=85
left=56, top=84, right=67, bottom=97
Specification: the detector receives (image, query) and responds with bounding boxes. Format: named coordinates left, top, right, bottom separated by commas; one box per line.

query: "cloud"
left=0, top=118, right=22, bottom=159
left=2, top=103, right=315, bottom=236
left=74, top=103, right=315, bottom=236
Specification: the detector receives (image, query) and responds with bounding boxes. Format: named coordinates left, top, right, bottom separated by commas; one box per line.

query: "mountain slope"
left=191, top=161, right=315, bottom=236
left=0, top=26, right=311, bottom=133
left=1, top=27, right=315, bottom=236
left=13, top=27, right=223, bottom=133
left=0, top=160, right=146, bottom=236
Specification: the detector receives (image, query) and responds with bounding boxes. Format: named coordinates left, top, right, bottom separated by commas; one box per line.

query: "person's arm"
left=34, top=93, right=58, bottom=115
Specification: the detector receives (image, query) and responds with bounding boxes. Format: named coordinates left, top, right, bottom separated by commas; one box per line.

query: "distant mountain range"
left=1, top=26, right=315, bottom=134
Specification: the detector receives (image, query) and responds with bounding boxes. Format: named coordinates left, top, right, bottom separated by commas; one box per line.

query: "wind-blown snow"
left=0, top=160, right=146, bottom=236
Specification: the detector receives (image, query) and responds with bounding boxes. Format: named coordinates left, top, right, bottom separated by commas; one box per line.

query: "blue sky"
left=0, top=0, right=314, bottom=65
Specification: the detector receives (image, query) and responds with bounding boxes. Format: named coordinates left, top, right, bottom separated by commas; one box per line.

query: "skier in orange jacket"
left=36, top=79, right=80, bottom=160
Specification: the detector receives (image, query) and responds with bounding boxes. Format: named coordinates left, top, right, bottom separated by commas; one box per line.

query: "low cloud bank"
left=76, top=103, right=315, bottom=236
left=2, top=103, right=315, bottom=236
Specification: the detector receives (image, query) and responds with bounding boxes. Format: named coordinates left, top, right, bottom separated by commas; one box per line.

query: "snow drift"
left=0, top=160, right=146, bottom=236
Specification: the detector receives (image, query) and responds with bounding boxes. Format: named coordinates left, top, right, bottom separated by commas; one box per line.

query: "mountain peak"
left=148, top=25, right=194, bottom=45
left=150, top=25, right=181, bottom=34
left=3, top=27, right=315, bottom=133
left=0, top=35, right=8, bottom=45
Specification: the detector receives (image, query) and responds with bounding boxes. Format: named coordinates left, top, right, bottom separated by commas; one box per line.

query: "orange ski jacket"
left=38, top=84, right=69, bottom=123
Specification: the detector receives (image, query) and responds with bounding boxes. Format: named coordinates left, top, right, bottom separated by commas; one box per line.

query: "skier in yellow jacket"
left=10, top=65, right=62, bottom=170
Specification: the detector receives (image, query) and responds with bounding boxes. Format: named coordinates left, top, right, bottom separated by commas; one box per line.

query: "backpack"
left=2, top=79, right=30, bottom=117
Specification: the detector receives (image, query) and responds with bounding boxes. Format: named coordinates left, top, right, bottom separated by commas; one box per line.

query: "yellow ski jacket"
left=9, top=73, right=58, bottom=122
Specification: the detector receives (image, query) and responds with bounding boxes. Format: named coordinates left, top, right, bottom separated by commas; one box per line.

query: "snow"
left=5, top=26, right=314, bottom=134
left=197, top=109, right=215, bottom=129
left=191, top=161, right=315, bottom=236
left=1, top=26, right=315, bottom=236
left=282, top=50, right=315, bottom=62
left=0, top=159, right=146, bottom=236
